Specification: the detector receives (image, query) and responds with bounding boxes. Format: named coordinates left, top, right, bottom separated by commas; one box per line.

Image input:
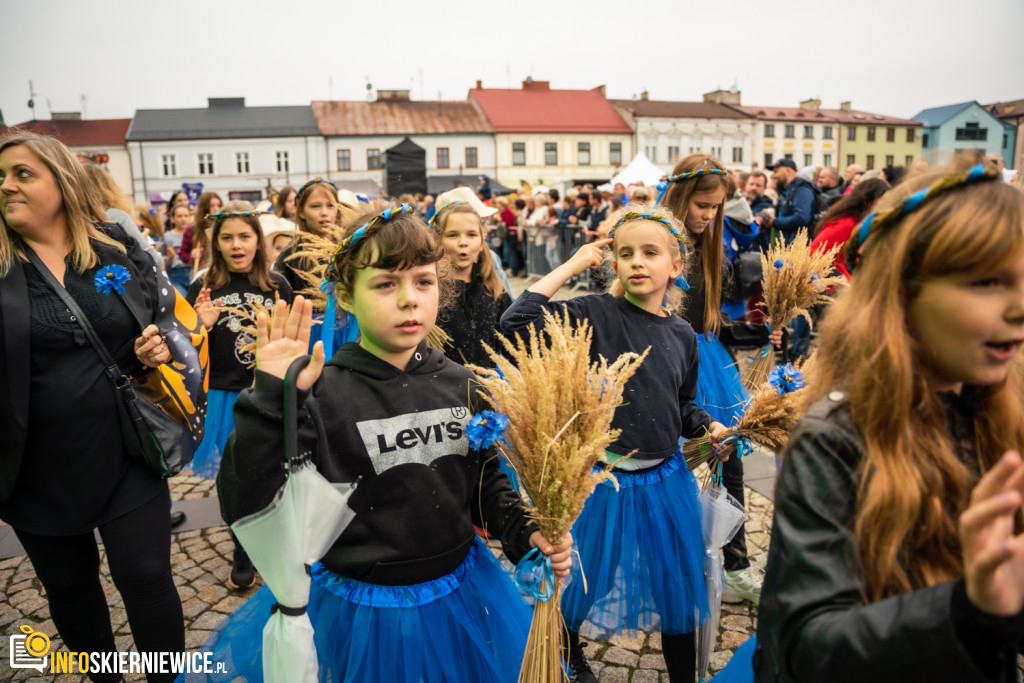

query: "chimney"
left=208, top=98, right=245, bottom=108
left=703, top=89, right=741, bottom=105
left=475, top=80, right=482, bottom=89
left=0, top=109, right=5, bottom=127
left=799, top=98, right=821, bottom=111
left=52, top=111, right=83, bottom=121
left=376, top=89, right=411, bottom=101
left=839, top=101, right=852, bottom=111
left=640, top=90, right=649, bottom=101
left=522, top=79, right=550, bottom=90
left=592, top=84, right=606, bottom=96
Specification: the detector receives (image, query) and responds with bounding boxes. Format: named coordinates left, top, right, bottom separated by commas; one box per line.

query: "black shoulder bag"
left=23, top=247, right=195, bottom=477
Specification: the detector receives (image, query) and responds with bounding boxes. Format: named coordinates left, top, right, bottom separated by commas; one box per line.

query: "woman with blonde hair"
left=82, top=161, right=166, bottom=270
left=744, top=158, right=1024, bottom=681
left=0, top=131, right=208, bottom=682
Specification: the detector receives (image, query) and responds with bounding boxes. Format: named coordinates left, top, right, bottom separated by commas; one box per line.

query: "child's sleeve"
left=216, top=369, right=327, bottom=525
left=500, top=291, right=591, bottom=337
left=678, top=333, right=713, bottom=437
left=472, top=447, right=539, bottom=564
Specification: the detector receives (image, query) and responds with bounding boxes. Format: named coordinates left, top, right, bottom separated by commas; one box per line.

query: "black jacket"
left=683, top=244, right=770, bottom=349
left=217, top=341, right=537, bottom=585
left=755, top=391, right=1024, bottom=682
left=440, top=268, right=512, bottom=368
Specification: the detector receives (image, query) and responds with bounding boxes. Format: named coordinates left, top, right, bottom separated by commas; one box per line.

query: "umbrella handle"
left=284, top=356, right=313, bottom=468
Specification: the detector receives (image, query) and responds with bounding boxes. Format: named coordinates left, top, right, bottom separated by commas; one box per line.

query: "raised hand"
left=193, top=287, right=221, bottom=330
left=960, top=450, right=1024, bottom=616
left=255, top=296, right=325, bottom=391
left=567, top=238, right=613, bottom=276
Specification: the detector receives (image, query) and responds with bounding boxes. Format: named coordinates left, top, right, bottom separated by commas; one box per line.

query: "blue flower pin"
left=466, top=410, right=509, bottom=450
left=94, top=265, right=132, bottom=295
left=769, top=363, right=806, bottom=395
left=773, top=259, right=785, bottom=269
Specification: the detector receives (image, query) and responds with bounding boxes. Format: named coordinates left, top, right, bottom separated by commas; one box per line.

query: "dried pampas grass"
left=468, top=310, right=648, bottom=683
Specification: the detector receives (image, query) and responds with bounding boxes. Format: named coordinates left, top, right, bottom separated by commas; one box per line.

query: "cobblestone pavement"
left=0, top=473, right=772, bottom=682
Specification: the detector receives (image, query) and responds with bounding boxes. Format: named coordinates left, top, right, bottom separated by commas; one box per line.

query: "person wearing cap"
left=768, top=158, right=818, bottom=246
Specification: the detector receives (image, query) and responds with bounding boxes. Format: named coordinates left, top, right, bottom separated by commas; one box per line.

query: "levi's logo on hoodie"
left=356, top=407, right=470, bottom=475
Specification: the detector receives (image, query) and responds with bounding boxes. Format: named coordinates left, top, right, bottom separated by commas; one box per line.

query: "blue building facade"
left=913, top=101, right=1016, bottom=168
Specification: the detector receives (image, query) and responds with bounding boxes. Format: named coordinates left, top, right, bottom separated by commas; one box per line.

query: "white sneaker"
left=723, top=566, right=763, bottom=604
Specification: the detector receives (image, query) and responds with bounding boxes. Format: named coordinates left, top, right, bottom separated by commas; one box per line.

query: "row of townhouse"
left=2, top=83, right=1016, bottom=206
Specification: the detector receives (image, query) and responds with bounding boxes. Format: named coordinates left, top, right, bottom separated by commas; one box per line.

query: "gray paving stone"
left=599, top=665, right=630, bottom=683
left=630, top=670, right=660, bottom=683
left=602, top=646, right=640, bottom=667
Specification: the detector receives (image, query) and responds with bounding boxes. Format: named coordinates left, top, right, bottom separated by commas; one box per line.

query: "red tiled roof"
left=312, top=100, right=492, bottom=136
left=470, top=87, right=631, bottom=134
left=1, top=118, right=131, bottom=146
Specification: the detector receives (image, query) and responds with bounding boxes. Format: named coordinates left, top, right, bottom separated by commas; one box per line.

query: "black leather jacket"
left=755, top=391, right=1024, bottom=682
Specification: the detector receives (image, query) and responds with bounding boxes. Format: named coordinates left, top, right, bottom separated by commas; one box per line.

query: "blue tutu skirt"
left=561, top=453, right=709, bottom=638
left=695, top=333, right=749, bottom=427
left=182, top=538, right=531, bottom=682
left=186, top=388, right=240, bottom=479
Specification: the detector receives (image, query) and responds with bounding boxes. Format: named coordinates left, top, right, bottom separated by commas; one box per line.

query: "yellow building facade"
left=492, top=132, right=633, bottom=188
left=836, top=114, right=922, bottom=171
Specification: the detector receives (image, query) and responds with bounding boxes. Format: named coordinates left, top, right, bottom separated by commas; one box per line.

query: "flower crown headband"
left=428, top=200, right=469, bottom=227
left=655, top=167, right=728, bottom=205
left=846, top=163, right=1001, bottom=267
left=607, top=211, right=689, bottom=291
left=329, top=203, right=417, bottom=271
left=295, top=177, right=338, bottom=202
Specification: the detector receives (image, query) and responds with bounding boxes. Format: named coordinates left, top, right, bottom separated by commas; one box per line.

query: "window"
left=336, top=149, right=351, bottom=171
left=823, top=154, right=832, bottom=167
left=436, top=147, right=449, bottom=169
left=1004, top=134, right=1010, bottom=150
left=905, top=155, right=914, bottom=167
left=644, top=138, right=657, bottom=163
left=512, top=142, right=526, bottom=166
left=784, top=153, right=793, bottom=160
left=823, top=126, right=833, bottom=139
left=923, top=133, right=930, bottom=147
left=803, top=125, right=813, bottom=139
left=197, top=153, right=214, bottom=176
left=764, top=124, right=775, bottom=137
left=867, top=127, right=876, bottom=142
left=784, top=125, right=795, bottom=138
left=732, top=147, right=743, bottom=163
left=235, top=151, right=250, bottom=174
left=367, top=149, right=382, bottom=170
left=465, top=147, right=478, bottom=168
left=577, top=142, right=591, bottom=166
left=544, top=142, right=557, bottom=166
left=803, top=154, right=813, bottom=167
left=866, top=154, right=875, bottom=169
left=161, top=153, right=177, bottom=177
left=764, top=152, right=774, bottom=167
left=886, top=127, right=895, bottom=142
left=907, top=128, right=916, bottom=143
left=885, top=155, right=894, bottom=167
left=710, top=146, right=722, bottom=158
left=276, top=150, right=289, bottom=173
left=847, top=154, right=856, bottom=167
left=667, top=144, right=680, bottom=161
left=955, top=122, right=987, bottom=141
left=610, top=142, right=622, bottom=165
left=847, top=126, right=857, bottom=141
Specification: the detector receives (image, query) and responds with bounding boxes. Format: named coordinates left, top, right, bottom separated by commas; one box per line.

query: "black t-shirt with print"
left=187, top=271, right=293, bottom=391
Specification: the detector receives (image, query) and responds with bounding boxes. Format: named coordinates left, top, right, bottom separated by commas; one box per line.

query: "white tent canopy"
left=610, top=152, right=665, bottom=188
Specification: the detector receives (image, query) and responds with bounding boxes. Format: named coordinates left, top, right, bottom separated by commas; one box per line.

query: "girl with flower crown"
left=188, top=204, right=571, bottom=682
left=729, top=157, right=1024, bottom=682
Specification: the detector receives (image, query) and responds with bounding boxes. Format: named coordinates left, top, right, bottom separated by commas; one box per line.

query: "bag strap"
left=21, top=244, right=129, bottom=391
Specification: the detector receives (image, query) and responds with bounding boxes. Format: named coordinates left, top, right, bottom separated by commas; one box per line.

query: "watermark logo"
left=10, top=625, right=50, bottom=672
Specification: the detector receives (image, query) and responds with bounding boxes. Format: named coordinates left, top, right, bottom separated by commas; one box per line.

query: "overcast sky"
left=3, top=0, right=1021, bottom=125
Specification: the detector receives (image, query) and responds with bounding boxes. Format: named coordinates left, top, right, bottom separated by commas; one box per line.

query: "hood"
left=326, top=340, right=446, bottom=379
left=724, top=197, right=754, bottom=224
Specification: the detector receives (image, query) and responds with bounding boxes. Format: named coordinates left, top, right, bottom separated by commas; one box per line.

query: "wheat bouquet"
left=467, top=310, right=648, bottom=683
left=743, top=229, right=844, bottom=390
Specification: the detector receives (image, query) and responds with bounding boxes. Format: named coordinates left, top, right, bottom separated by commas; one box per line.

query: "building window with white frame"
left=436, top=147, right=450, bottom=169
left=578, top=142, right=591, bottom=165
left=803, top=153, right=813, bottom=167
left=197, top=153, right=215, bottom=176
left=667, top=139, right=680, bottom=162
left=644, top=138, right=656, bottom=163
left=276, top=150, right=290, bottom=173
left=732, top=147, right=743, bottom=163
left=823, top=153, right=832, bottom=167
left=367, top=149, right=382, bottom=170
left=610, top=142, right=622, bottom=165
left=465, top=147, right=478, bottom=168
left=544, top=142, right=557, bottom=166
left=512, top=142, right=526, bottom=166
left=337, top=149, right=351, bottom=171
left=235, top=152, right=250, bottom=174
left=161, top=153, right=177, bottom=177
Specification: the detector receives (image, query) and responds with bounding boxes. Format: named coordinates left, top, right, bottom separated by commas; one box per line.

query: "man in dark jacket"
left=769, top=158, right=818, bottom=245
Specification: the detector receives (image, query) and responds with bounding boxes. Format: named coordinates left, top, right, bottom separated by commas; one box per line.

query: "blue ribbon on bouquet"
left=747, top=323, right=773, bottom=362
left=712, top=434, right=751, bottom=484
left=512, top=548, right=556, bottom=602
left=319, top=280, right=338, bottom=357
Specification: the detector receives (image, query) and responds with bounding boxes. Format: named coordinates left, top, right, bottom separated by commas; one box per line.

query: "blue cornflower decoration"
left=811, top=273, right=820, bottom=282
left=465, top=410, right=509, bottom=450
left=94, top=265, right=132, bottom=295
left=773, top=259, right=785, bottom=269
left=769, top=363, right=806, bottom=395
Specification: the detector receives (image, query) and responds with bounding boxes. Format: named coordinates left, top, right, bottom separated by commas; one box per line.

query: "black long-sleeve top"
left=501, top=292, right=712, bottom=463
left=684, top=244, right=770, bottom=348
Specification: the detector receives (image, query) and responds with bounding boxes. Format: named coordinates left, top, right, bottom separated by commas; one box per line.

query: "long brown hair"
left=81, top=162, right=131, bottom=213
left=807, top=157, right=1024, bottom=601
left=661, top=153, right=728, bottom=334
left=191, top=191, right=223, bottom=269
left=431, top=204, right=507, bottom=300
left=0, top=131, right=124, bottom=277
left=202, top=201, right=278, bottom=293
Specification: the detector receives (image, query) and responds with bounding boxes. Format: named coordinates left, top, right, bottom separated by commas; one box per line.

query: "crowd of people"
left=2, top=125, right=1024, bottom=683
